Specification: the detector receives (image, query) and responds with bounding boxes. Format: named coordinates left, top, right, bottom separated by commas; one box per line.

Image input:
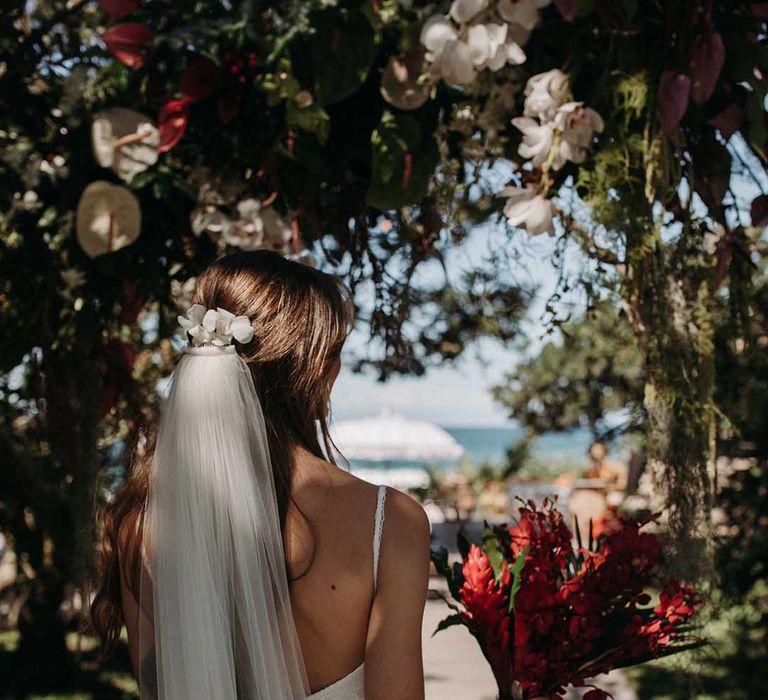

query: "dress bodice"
left=305, top=484, right=387, bottom=699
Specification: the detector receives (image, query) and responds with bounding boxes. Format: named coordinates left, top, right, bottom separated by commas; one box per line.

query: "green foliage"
left=492, top=303, right=645, bottom=439
left=367, top=111, right=438, bottom=211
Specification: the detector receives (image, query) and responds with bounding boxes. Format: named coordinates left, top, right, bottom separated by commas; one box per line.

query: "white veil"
left=138, top=336, right=310, bottom=699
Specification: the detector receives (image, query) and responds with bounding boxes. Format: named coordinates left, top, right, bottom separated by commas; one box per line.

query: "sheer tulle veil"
left=137, top=305, right=310, bottom=699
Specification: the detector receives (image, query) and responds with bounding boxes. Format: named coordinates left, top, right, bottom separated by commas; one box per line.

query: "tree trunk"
left=628, top=231, right=717, bottom=582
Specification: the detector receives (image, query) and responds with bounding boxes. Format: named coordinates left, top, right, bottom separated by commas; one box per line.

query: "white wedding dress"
left=306, top=484, right=387, bottom=700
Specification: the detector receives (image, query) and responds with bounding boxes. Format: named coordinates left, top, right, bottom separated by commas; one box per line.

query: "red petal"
left=158, top=98, right=190, bottom=152
left=657, top=71, right=691, bottom=135
left=555, top=0, right=578, bottom=21
left=102, top=23, right=154, bottom=68
left=753, top=3, right=768, bottom=19
left=181, top=56, right=219, bottom=102
left=97, top=0, right=141, bottom=18
left=689, top=30, right=725, bottom=105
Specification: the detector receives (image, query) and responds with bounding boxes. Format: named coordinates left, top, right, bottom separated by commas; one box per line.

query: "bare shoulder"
left=380, top=488, right=431, bottom=584
left=383, top=488, right=430, bottom=544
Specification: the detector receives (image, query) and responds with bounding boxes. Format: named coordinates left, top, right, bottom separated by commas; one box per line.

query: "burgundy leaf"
left=158, top=98, right=191, bottom=152
left=555, top=0, right=578, bottom=21
left=753, top=2, right=768, bottom=19
left=689, top=30, right=725, bottom=104
left=750, top=194, right=768, bottom=227
left=707, top=102, right=744, bottom=139
left=181, top=56, right=219, bottom=102
left=217, top=90, right=243, bottom=125
left=657, top=71, right=691, bottom=135
left=97, top=0, right=140, bottom=18
left=101, top=23, right=154, bottom=69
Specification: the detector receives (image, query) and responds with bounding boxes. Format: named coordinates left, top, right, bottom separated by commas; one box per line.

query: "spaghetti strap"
left=372, top=484, right=387, bottom=592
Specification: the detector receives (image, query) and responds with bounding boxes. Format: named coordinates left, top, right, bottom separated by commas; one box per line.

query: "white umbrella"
left=331, top=408, right=464, bottom=462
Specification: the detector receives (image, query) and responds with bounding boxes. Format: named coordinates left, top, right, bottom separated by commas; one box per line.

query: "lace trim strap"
left=372, top=484, right=387, bottom=593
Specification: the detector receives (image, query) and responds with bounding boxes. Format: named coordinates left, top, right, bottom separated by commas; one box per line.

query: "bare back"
left=286, top=448, right=430, bottom=698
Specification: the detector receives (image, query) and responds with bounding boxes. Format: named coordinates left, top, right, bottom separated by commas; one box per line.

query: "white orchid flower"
left=230, top=316, right=255, bottom=344
left=467, top=23, right=508, bottom=67
left=523, top=68, right=571, bottom=121
left=554, top=101, right=605, bottom=162
left=487, top=36, right=526, bottom=71
left=450, top=0, right=487, bottom=23
left=223, top=198, right=266, bottom=250
left=512, top=117, right=556, bottom=167
left=498, top=0, right=552, bottom=30
left=421, top=14, right=457, bottom=59
left=499, top=184, right=555, bottom=236
left=178, top=304, right=254, bottom=347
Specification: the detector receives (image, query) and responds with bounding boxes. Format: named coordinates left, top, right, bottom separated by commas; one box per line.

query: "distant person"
left=91, top=252, right=430, bottom=699
left=583, top=440, right=627, bottom=491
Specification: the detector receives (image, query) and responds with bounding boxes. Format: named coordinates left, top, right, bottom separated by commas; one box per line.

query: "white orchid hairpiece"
left=178, top=304, right=255, bottom=347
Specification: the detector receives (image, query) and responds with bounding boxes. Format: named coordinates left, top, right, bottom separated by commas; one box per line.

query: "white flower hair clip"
left=178, top=303, right=255, bottom=347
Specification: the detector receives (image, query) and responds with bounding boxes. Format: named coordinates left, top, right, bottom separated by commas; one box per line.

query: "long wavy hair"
left=90, top=250, right=354, bottom=657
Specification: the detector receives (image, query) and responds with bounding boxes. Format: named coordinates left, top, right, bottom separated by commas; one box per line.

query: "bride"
left=91, top=250, right=431, bottom=699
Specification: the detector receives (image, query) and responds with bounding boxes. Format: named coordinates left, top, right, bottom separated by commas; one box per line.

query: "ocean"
left=347, top=425, right=598, bottom=473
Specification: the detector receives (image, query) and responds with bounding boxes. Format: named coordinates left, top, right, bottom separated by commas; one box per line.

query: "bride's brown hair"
left=90, top=250, right=354, bottom=656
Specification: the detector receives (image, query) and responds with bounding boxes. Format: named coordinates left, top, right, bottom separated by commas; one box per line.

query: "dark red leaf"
left=583, top=690, right=609, bottom=700
left=158, top=98, right=190, bottom=152
left=657, top=71, right=691, bottom=135
left=101, top=23, right=154, bottom=68
left=555, top=0, right=578, bottom=21
left=753, top=2, right=768, bottom=19
left=97, top=0, right=140, bottom=18
left=217, top=90, right=242, bottom=124
left=751, top=194, right=768, bottom=227
left=181, top=56, right=219, bottom=102
left=689, top=31, right=725, bottom=104
left=707, top=102, right=743, bottom=139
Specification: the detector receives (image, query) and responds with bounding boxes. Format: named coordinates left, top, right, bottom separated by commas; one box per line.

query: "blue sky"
left=330, top=225, right=576, bottom=427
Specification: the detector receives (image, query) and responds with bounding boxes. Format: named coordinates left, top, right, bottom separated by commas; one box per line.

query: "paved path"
left=422, top=581, right=638, bottom=700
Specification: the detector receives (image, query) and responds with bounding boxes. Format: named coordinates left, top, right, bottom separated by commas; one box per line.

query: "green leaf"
left=457, top=528, right=472, bottom=560
left=286, top=100, right=330, bottom=145
left=309, top=7, right=380, bottom=106
left=366, top=111, right=438, bottom=211
left=508, top=546, right=529, bottom=612
left=430, top=546, right=463, bottom=601
left=482, top=522, right=505, bottom=582
left=432, top=613, right=464, bottom=637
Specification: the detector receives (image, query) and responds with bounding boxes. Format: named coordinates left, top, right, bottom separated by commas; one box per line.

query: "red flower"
left=181, top=56, right=219, bottom=102
left=460, top=545, right=514, bottom=694
left=434, top=500, right=703, bottom=700
left=97, top=0, right=141, bottom=18
left=158, top=98, right=191, bottom=152
left=101, top=23, right=154, bottom=69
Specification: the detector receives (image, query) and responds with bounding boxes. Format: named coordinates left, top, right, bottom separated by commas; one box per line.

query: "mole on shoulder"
left=331, top=584, right=336, bottom=591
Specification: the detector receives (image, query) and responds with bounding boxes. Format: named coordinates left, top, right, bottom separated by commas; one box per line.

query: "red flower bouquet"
left=431, top=500, right=704, bottom=700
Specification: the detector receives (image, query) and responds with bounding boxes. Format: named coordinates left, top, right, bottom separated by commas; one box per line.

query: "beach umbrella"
left=331, top=408, right=464, bottom=462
